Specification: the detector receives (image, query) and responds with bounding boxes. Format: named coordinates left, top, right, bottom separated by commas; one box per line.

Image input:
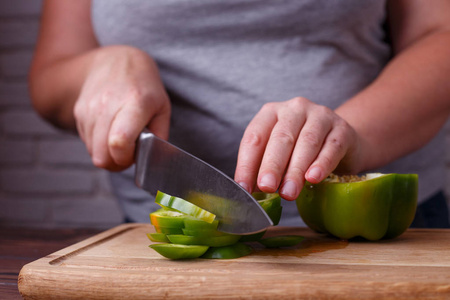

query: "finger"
left=91, top=99, right=117, bottom=170
left=108, top=100, right=170, bottom=168
left=234, top=103, right=278, bottom=193
left=257, top=106, right=306, bottom=193
left=108, top=104, right=150, bottom=168
left=74, top=97, right=95, bottom=158
left=305, top=121, right=351, bottom=184
left=74, top=111, right=89, bottom=155
left=147, top=106, right=171, bottom=141
left=279, top=110, right=332, bottom=200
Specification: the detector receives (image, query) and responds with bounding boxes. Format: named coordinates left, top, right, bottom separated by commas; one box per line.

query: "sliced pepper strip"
left=254, top=193, right=282, bottom=226
left=267, top=205, right=282, bottom=226
left=146, top=233, right=170, bottom=243
left=154, top=225, right=184, bottom=235
left=150, top=244, right=209, bottom=260
left=254, top=192, right=281, bottom=210
left=183, top=217, right=219, bottom=231
left=182, top=228, right=228, bottom=237
left=155, top=191, right=216, bottom=223
left=167, top=234, right=241, bottom=247
left=150, top=209, right=186, bottom=228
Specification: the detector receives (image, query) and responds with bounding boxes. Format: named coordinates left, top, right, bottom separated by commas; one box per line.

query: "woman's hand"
left=28, top=1, right=170, bottom=172
left=235, top=97, right=361, bottom=201
left=74, top=46, right=171, bottom=171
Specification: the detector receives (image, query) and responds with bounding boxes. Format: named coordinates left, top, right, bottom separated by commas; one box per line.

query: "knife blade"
left=135, top=131, right=273, bottom=234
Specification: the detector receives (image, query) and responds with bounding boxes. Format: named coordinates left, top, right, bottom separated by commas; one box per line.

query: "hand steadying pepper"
left=234, top=97, right=361, bottom=201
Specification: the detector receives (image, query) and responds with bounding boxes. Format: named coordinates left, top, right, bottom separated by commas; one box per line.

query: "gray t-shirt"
left=92, top=0, right=446, bottom=225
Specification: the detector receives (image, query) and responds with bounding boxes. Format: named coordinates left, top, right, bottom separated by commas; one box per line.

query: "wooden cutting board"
left=18, top=224, right=450, bottom=299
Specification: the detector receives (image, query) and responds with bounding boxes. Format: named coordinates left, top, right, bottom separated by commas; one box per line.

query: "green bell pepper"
left=150, top=209, right=186, bottom=228
left=296, top=173, right=418, bottom=240
left=167, top=234, right=241, bottom=247
left=150, top=244, right=209, bottom=260
left=239, top=193, right=283, bottom=242
left=182, top=228, right=229, bottom=237
left=155, top=191, right=216, bottom=223
left=146, top=233, right=170, bottom=243
left=148, top=191, right=306, bottom=259
left=253, top=192, right=282, bottom=226
left=184, top=217, right=219, bottom=231
left=153, top=225, right=184, bottom=235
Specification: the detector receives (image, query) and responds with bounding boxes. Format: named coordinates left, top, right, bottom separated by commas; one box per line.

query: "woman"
left=29, top=0, right=450, bottom=226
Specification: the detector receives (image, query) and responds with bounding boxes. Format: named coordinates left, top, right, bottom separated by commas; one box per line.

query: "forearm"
left=28, top=0, right=100, bottom=131
left=29, top=50, right=98, bottom=131
left=336, top=31, right=450, bottom=172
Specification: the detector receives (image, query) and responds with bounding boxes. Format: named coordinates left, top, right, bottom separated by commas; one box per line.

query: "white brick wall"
left=0, top=0, right=123, bottom=229
left=0, top=0, right=448, bottom=229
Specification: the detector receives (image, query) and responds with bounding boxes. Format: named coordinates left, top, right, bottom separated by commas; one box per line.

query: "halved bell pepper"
left=296, top=173, right=418, bottom=240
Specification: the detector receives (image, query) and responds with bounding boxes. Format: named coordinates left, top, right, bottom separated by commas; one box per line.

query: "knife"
left=135, top=131, right=273, bottom=234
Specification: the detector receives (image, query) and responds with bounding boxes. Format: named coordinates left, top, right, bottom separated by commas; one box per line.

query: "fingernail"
left=259, top=173, right=277, bottom=191
left=307, top=166, right=322, bottom=182
left=238, top=181, right=250, bottom=193
left=280, top=180, right=298, bottom=200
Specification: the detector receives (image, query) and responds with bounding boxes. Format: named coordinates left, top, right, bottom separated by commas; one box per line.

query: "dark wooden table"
left=0, top=227, right=102, bottom=300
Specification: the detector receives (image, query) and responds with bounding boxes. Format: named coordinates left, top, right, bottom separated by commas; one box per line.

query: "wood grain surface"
left=18, top=224, right=450, bottom=299
left=0, top=227, right=102, bottom=300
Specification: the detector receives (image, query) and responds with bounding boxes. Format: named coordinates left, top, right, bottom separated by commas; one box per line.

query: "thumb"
left=108, top=101, right=170, bottom=168
left=146, top=105, right=171, bottom=141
